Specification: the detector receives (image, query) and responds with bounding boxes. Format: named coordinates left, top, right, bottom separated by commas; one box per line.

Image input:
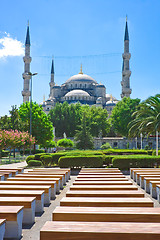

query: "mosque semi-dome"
left=65, top=89, right=90, bottom=97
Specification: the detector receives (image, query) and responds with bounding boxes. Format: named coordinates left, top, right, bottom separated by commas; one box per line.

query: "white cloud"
left=0, top=33, right=24, bottom=58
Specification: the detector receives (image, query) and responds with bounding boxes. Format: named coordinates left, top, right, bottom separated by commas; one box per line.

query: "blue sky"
left=0, top=0, right=160, bottom=116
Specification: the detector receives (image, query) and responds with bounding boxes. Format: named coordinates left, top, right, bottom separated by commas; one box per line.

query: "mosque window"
left=75, top=84, right=77, bottom=88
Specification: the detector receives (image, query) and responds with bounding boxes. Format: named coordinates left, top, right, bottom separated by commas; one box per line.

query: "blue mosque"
left=22, top=18, right=131, bottom=115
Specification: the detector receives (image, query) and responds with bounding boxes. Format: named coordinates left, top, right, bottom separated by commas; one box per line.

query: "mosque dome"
left=106, top=100, right=116, bottom=106
left=65, top=89, right=90, bottom=97
left=65, top=73, right=97, bottom=84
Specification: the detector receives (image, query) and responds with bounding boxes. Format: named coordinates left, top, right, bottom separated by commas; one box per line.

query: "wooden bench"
left=130, top=168, right=157, bottom=179
left=0, top=219, right=6, bottom=240
left=0, top=181, right=56, bottom=199
left=66, top=190, right=144, bottom=198
left=15, top=174, right=64, bottom=189
left=80, top=169, right=121, bottom=173
left=40, top=221, right=160, bottom=240
left=73, top=181, right=133, bottom=185
left=70, top=185, right=138, bottom=191
left=149, top=181, right=160, bottom=199
left=7, top=177, right=60, bottom=193
left=22, top=172, right=66, bottom=185
left=133, top=169, right=160, bottom=181
left=77, top=175, right=125, bottom=179
left=136, top=172, right=160, bottom=185
left=144, top=177, right=160, bottom=193
left=27, top=170, right=69, bottom=183
left=0, top=167, right=24, bottom=173
left=60, top=197, right=154, bottom=207
left=75, top=178, right=128, bottom=182
left=0, top=197, right=36, bottom=224
left=0, top=190, right=45, bottom=213
left=156, top=184, right=160, bottom=203
left=0, top=171, right=12, bottom=179
left=29, top=168, right=70, bottom=181
left=78, top=172, right=123, bottom=176
left=0, top=169, right=18, bottom=177
left=0, top=206, right=23, bottom=239
left=0, top=174, right=4, bottom=181
left=139, top=174, right=160, bottom=189
left=52, top=206, right=160, bottom=222
left=0, top=185, right=51, bottom=204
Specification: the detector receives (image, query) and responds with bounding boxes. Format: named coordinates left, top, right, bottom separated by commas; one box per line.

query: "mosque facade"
left=22, top=18, right=131, bottom=115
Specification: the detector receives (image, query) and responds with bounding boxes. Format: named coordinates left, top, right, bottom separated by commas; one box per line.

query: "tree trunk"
left=13, top=148, right=16, bottom=158
left=156, top=131, right=159, bottom=156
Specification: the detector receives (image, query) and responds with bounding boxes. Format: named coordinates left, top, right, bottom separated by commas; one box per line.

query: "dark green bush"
left=1, top=150, right=9, bottom=157
left=50, top=153, right=67, bottom=164
left=40, top=154, right=53, bottom=166
left=112, top=155, right=160, bottom=170
left=103, top=155, right=117, bottom=165
left=58, top=155, right=103, bottom=168
left=26, top=155, right=35, bottom=164
left=34, top=153, right=48, bottom=160
left=28, top=160, right=42, bottom=167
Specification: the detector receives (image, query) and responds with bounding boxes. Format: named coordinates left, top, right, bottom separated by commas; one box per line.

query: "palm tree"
left=128, top=94, right=160, bottom=155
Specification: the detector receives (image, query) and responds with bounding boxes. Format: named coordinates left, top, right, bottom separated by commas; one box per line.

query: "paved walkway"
left=22, top=175, right=77, bottom=240
left=0, top=161, right=27, bottom=168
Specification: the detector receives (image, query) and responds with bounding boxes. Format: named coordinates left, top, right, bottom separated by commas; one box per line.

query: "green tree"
left=110, top=97, right=140, bottom=137
left=19, top=102, right=53, bottom=146
left=84, top=105, right=110, bottom=137
left=57, top=138, right=74, bottom=149
left=40, top=140, right=56, bottom=151
left=128, top=94, right=160, bottom=155
left=74, top=111, right=94, bottom=150
left=0, top=115, right=10, bottom=130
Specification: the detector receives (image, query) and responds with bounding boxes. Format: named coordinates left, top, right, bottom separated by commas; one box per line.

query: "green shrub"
left=40, top=154, right=53, bottom=166
left=34, top=153, right=48, bottom=160
left=50, top=153, right=67, bottom=164
left=28, top=160, right=42, bottom=167
left=152, top=150, right=160, bottom=156
left=58, top=155, right=104, bottom=168
left=103, top=155, right=117, bottom=165
left=1, top=150, right=9, bottom=157
left=112, top=155, right=160, bottom=170
left=64, top=150, right=103, bottom=156
left=57, top=138, right=74, bottom=148
left=26, top=155, right=35, bottom=164
left=100, top=143, right=111, bottom=150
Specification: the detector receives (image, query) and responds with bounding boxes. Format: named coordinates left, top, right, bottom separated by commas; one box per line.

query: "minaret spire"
left=22, top=22, right=32, bottom=102
left=79, top=63, right=83, bottom=74
left=49, top=57, right=55, bottom=98
left=121, top=16, right=132, bottom=99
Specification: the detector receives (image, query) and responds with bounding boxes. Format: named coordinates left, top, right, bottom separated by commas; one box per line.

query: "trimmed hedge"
left=28, top=160, right=42, bottom=167
left=58, top=155, right=104, bottom=168
left=26, top=155, right=35, bottom=164
left=112, top=155, right=160, bottom=170
left=40, top=154, right=53, bottom=166
left=152, top=150, right=160, bottom=156
left=34, top=153, right=48, bottom=160
left=1, top=150, right=9, bottom=157
left=103, top=149, right=148, bottom=155
left=103, top=155, right=117, bottom=165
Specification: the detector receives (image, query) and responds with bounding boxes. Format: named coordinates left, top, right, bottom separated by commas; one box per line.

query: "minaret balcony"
left=122, top=53, right=131, bottom=60
left=22, top=90, right=31, bottom=97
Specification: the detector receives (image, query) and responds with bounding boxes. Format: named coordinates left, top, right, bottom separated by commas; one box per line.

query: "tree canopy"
left=19, top=102, right=54, bottom=145
left=110, top=97, right=140, bottom=137
left=74, top=111, right=94, bottom=150
left=49, top=102, right=110, bottom=137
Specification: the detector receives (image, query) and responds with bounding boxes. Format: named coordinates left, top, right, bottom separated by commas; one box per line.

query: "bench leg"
left=150, top=185, right=157, bottom=199
left=51, top=187, right=56, bottom=200
left=35, top=193, right=44, bottom=213
left=44, top=190, right=51, bottom=205
left=0, top=221, right=5, bottom=240
left=144, top=182, right=150, bottom=193
left=4, top=209, right=23, bottom=239
left=140, top=178, right=144, bottom=189
left=23, top=200, right=36, bottom=225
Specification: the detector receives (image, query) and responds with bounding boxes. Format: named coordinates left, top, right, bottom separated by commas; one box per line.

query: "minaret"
left=22, top=22, right=32, bottom=102
left=49, top=58, right=55, bottom=98
left=121, top=16, right=132, bottom=99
